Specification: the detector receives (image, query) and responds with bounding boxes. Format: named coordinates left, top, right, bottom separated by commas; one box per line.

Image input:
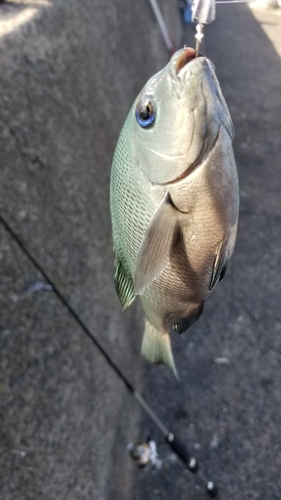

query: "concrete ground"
left=0, top=1, right=181, bottom=499
left=132, top=4, right=281, bottom=500
left=0, top=1, right=281, bottom=500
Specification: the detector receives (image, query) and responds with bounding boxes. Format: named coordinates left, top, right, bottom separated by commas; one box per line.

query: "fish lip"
left=172, top=47, right=206, bottom=77
left=169, top=54, right=211, bottom=99
left=174, top=53, right=209, bottom=79
left=154, top=125, right=221, bottom=187
left=174, top=47, right=197, bottom=74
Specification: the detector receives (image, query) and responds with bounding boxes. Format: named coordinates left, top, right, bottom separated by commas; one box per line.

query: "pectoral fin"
left=114, top=250, right=136, bottom=310
left=134, top=192, right=176, bottom=294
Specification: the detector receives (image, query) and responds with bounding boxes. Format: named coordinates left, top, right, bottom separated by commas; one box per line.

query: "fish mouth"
left=173, top=48, right=233, bottom=139
left=175, top=47, right=197, bottom=73
left=142, top=48, right=232, bottom=187
left=174, top=47, right=204, bottom=74
left=170, top=47, right=213, bottom=98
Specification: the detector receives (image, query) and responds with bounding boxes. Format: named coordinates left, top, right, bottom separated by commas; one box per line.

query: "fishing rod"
left=0, top=213, right=218, bottom=498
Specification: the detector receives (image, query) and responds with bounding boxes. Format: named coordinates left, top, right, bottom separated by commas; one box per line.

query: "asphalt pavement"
left=0, top=1, right=280, bottom=500
left=0, top=1, right=181, bottom=499
left=132, top=4, right=281, bottom=500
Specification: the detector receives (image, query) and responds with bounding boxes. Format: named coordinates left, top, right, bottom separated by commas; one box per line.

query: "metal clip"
left=192, top=0, right=216, bottom=24
left=192, top=0, right=216, bottom=54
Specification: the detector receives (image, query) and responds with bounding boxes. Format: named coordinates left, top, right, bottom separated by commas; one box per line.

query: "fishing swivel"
left=192, top=0, right=216, bottom=54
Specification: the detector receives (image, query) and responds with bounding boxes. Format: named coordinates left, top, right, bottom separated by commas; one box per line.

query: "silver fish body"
left=110, top=48, right=239, bottom=374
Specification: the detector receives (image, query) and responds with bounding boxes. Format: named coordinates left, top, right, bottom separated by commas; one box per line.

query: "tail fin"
left=141, top=319, right=178, bottom=378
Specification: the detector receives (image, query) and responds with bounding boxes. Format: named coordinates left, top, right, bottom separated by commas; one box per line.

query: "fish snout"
left=175, top=47, right=197, bottom=73
left=172, top=47, right=207, bottom=77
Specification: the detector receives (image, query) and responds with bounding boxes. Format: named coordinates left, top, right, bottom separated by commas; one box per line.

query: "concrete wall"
left=0, top=1, right=182, bottom=499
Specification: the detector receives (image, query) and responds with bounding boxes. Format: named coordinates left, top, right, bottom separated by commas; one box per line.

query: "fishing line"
left=0, top=214, right=134, bottom=393
left=0, top=213, right=218, bottom=497
left=192, top=0, right=253, bottom=61
left=150, top=0, right=254, bottom=58
left=148, top=0, right=175, bottom=55
left=216, top=1, right=255, bottom=3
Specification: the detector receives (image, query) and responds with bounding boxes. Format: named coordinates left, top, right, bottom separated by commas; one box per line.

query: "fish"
left=110, top=47, right=239, bottom=376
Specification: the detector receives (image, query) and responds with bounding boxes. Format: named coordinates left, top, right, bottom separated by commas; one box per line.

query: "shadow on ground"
left=131, top=4, right=281, bottom=500
left=0, top=1, right=182, bottom=499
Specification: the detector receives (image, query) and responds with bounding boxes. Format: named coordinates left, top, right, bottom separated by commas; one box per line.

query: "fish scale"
left=110, top=48, right=239, bottom=374
left=111, top=117, right=160, bottom=274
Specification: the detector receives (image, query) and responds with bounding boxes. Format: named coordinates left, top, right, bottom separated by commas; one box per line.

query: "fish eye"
left=136, top=99, right=155, bottom=128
